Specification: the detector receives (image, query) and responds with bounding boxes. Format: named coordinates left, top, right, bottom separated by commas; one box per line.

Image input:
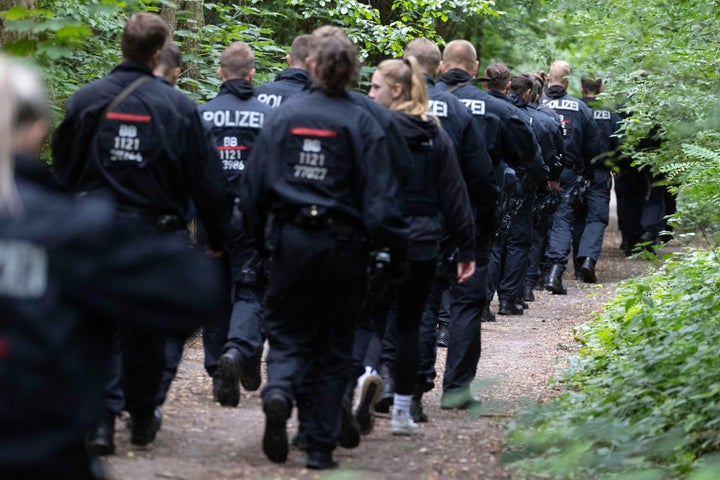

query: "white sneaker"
left=391, top=410, right=418, bottom=436
left=353, top=367, right=383, bottom=435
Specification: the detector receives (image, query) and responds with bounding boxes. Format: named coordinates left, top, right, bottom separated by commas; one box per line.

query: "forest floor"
left=105, top=207, right=655, bottom=480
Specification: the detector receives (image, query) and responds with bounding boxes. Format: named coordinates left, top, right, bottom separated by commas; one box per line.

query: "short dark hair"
left=309, top=26, right=359, bottom=94
left=157, top=41, right=182, bottom=71
left=121, top=13, right=169, bottom=64
left=581, top=77, right=603, bottom=94
left=509, top=73, right=534, bottom=95
left=290, top=34, right=312, bottom=65
left=220, top=42, right=255, bottom=80
left=485, top=62, right=510, bottom=91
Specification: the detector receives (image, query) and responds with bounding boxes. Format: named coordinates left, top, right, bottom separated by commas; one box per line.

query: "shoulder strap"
left=445, top=80, right=473, bottom=95
left=93, top=75, right=152, bottom=137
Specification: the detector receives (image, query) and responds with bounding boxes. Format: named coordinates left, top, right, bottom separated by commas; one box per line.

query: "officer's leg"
left=525, top=213, right=548, bottom=299
left=88, top=322, right=123, bottom=456
left=486, top=239, right=503, bottom=305
left=615, top=168, right=645, bottom=252
left=202, top=257, right=232, bottom=380
left=442, top=247, right=488, bottom=408
left=544, top=168, right=577, bottom=293
left=497, top=191, right=532, bottom=313
left=156, top=331, right=186, bottom=406
left=435, top=286, right=451, bottom=344
left=122, top=325, right=165, bottom=446
left=577, top=169, right=611, bottom=281
left=640, top=177, right=667, bottom=244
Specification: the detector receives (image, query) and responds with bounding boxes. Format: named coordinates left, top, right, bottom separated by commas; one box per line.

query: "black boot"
left=411, top=386, right=429, bottom=423
left=86, top=411, right=116, bottom=456
left=480, top=304, right=496, bottom=322
left=522, top=282, right=535, bottom=302
left=498, top=298, right=523, bottom=315
left=436, top=322, right=449, bottom=348
left=579, top=257, right=597, bottom=283
left=338, top=387, right=360, bottom=449
left=374, top=363, right=394, bottom=413
left=262, top=394, right=291, bottom=463
left=130, top=408, right=162, bottom=447
left=241, top=346, right=262, bottom=392
left=544, top=264, right=567, bottom=295
left=216, top=348, right=242, bottom=407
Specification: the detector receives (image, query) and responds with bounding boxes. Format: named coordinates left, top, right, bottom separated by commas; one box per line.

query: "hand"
left=205, top=244, right=224, bottom=258
left=548, top=181, right=560, bottom=191
left=456, top=261, right=476, bottom=284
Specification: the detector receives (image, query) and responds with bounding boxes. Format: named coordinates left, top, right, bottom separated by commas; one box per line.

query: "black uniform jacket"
left=0, top=157, right=224, bottom=476
left=255, top=68, right=312, bottom=108
left=51, top=61, right=231, bottom=251
left=390, top=111, right=476, bottom=263
left=542, top=85, right=601, bottom=173
left=437, top=68, right=537, bottom=173
left=425, top=75, right=498, bottom=234
left=508, top=92, right=562, bottom=182
left=581, top=96, right=622, bottom=168
left=239, top=86, right=408, bottom=251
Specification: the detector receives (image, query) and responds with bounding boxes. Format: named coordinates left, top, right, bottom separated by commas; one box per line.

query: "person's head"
left=218, top=41, right=255, bottom=82
left=581, top=77, right=603, bottom=97
left=0, top=56, right=50, bottom=214
left=369, top=56, right=428, bottom=117
left=548, top=60, right=570, bottom=87
left=287, top=34, right=312, bottom=69
left=153, top=41, right=182, bottom=86
left=306, top=26, right=359, bottom=94
left=485, top=62, right=510, bottom=93
left=403, top=38, right=441, bottom=77
left=121, top=12, right=169, bottom=69
left=509, top=73, right=534, bottom=102
left=440, top=40, right=478, bottom=76
left=531, top=73, right=545, bottom=102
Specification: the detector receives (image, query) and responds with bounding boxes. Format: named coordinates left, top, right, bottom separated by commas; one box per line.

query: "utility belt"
left=115, top=207, right=185, bottom=234
left=277, top=205, right=360, bottom=234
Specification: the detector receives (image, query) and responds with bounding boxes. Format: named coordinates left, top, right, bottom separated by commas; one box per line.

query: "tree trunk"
left=161, top=2, right=178, bottom=34
left=0, top=0, right=35, bottom=47
left=178, top=0, right=203, bottom=92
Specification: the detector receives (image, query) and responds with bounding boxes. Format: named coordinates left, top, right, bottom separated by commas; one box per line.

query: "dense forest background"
left=3, top=1, right=720, bottom=478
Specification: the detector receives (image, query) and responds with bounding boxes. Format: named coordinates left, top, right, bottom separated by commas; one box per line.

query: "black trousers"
left=262, top=224, right=366, bottom=454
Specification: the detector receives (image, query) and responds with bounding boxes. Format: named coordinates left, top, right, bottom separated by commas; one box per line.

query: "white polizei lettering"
left=460, top=98, right=486, bottom=116
left=0, top=241, right=47, bottom=298
left=547, top=99, right=579, bottom=112
left=594, top=110, right=612, bottom=120
left=203, top=110, right=264, bottom=128
left=426, top=100, right=448, bottom=117
left=257, top=93, right=283, bottom=108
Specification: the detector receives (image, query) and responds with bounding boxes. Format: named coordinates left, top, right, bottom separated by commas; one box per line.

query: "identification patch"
left=547, top=99, right=580, bottom=112
left=594, top=110, right=612, bottom=120
left=0, top=240, right=48, bottom=299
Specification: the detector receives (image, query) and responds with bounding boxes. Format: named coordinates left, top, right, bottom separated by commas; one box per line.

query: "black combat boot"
left=480, top=304, right=496, bottom=322
left=498, top=298, right=523, bottom=315
left=241, top=346, right=262, bottom=392
left=544, top=264, right=567, bottom=295
left=410, top=385, right=429, bottom=423
left=374, top=363, right=394, bottom=413
left=436, top=322, right=449, bottom=347
left=522, top=282, right=535, bottom=302
left=216, top=348, right=242, bottom=407
left=130, top=408, right=162, bottom=447
left=579, top=257, right=597, bottom=283
left=86, top=410, right=116, bottom=456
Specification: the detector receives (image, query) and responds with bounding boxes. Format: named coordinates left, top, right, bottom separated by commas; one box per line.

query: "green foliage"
left=507, top=248, right=720, bottom=478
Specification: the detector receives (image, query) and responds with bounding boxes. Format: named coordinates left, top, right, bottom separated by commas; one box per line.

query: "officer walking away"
left=572, top=77, right=621, bottom=282
left=541, top=60, right=600, bottom=294
left=153, top=41, right=182, bottom=87
left=255, top=34, right=313, bottom=107
left=52, top=12, right=232, bottom=454
left=238, top=26, right=408, bottom=470
left=197, top=41, right=274, bottom=407
left=0, top=55, right=225, bottom=480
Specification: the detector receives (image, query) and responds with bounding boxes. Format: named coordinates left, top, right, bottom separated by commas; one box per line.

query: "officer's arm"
left=183, top=111, right=233, bottom=252
left=238, top=129, right=272, bottom=243
left=435, top=130, right=476, bottom=263
left=360, top=121, right=408, bottom=251
left=501, top=116, right=537, bottom=170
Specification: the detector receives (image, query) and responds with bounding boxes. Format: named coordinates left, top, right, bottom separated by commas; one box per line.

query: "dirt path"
left=105, top=210, right=652, bottom=480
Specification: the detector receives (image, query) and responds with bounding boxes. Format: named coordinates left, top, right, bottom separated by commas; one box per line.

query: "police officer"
left=153, top=41, right=181, bottom=87
left=255, top=34, right=313, bottom=107
left=435, top=40, right=543, bottom=409
left=572, top=77, right=622, bottom=282
left=486, top=65, right=550, bottom=317
left=541, top=60, right=600, bottom=294
left=238, top=26, right=408, bottom=470
left=197, top=42, right=274, bottom=407
left=523, top=73, right=566, bottom=301
left=52, top=13, right=232, bottom=454
left=0, top=55, right=225, bottom=480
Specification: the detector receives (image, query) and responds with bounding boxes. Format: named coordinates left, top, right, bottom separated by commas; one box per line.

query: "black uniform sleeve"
left=182, top=111, right=233, bottom=251
left=384, top=120, right=413, bottom=187
left=359, top=117, right=409, bottom=251
left=435, top=129, right=476, bottom=262
left=581, top=108, right=602, bottom=175
left=239, top=127, right=272, bottom=246
left=535, top=122, right=560, bottom=182
left=51, top=102, right=100, bottom=190
left=501, top=115, right=538, bottom=171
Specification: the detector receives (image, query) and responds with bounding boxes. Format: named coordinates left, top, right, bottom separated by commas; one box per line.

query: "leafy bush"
left=506, top=248, right=720, bottom=478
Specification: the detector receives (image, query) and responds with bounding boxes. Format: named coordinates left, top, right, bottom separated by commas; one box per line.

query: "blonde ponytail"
left=375, top=56, right=429, bottom=118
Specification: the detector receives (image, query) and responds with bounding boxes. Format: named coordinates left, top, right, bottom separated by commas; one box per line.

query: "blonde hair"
left=0, top=55, right=48, bottom=216
left=375, top=56, right=428, bottom=118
